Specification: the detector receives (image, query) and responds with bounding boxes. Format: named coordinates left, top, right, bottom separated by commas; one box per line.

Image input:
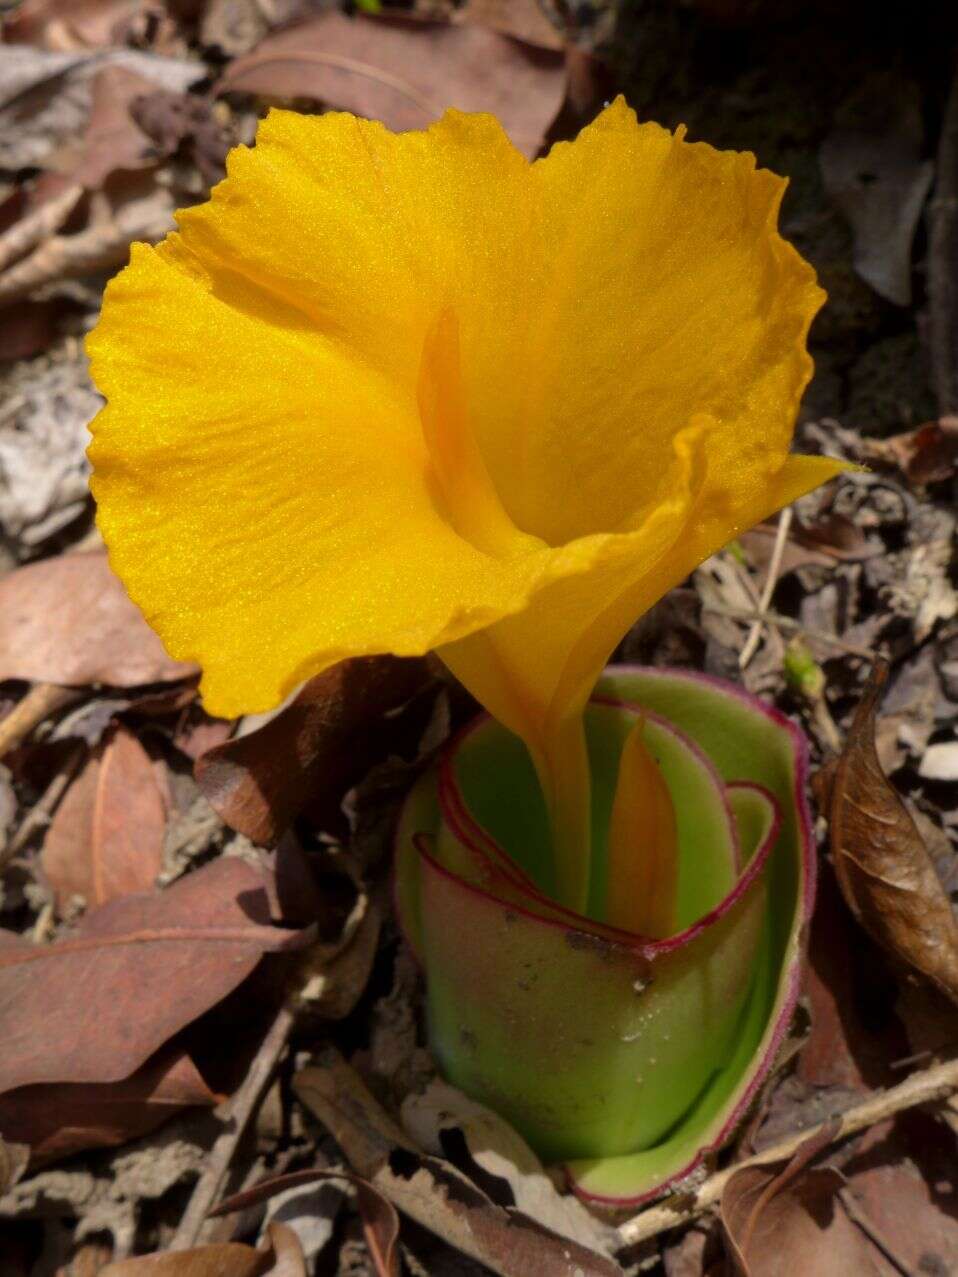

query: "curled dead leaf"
left=195, top=655, right=429, bottom=845
left=829, top=661, right=958, bottom=1003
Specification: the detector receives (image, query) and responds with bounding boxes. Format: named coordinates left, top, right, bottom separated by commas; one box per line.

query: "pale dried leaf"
left=401, top=1079, right=616, bottom=1254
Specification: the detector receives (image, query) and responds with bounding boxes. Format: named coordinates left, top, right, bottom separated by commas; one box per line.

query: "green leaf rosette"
left=395, top=666, right=815, bottom=1205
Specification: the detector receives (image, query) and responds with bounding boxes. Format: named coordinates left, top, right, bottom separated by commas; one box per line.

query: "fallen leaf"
left=820, top=73, right=934, bottom=306
left=260, top=1180, right=344, bottom=1270
left=130, top=89, right=232, bottom=187
left=67, top=64, right=157, bottom=189
left=0, top=1134, right=29, bottom=1193
left=451, top=0, right=565, bottom=50
left=793, top=511, right=882, bottom=562
left=0, top=550, right=196, bottom=688
left=195, top=655, right=428, bottom=845
left=829, top=661, right=958, bottom=1003
left=0, top=167, right=176, bottom=305
left=355, top=1176, right=401, bottom=1277
left=0, top=298, right=65, bottom=361
left=293, top=889, right=383, bottom=1021
left=216, top=11, right=566, bottom=158
left=42, top=724, right=167, bottom=914
left=4, top=0, right=159, bottom=51
left=0, top=45, right=204, bottom=172
left=862, top=417, right=958, bottom=486
left=839, top=1112, right=958, bottom=1276
left=0, top=355, right=98, bottom=551
left=291, top=1050, right=623, bottom=1277
left=720, top=1122, right=879, bottom=1276
left=0, top=855, right=312, bottom=1093
left=401, top=1078, right=615, bottom=1254
left=172, top=708, right=233, bottom=761
left=0, top=1046, right=218, bottom=1167
left=217, top=1170, right=397, bottom=1276
left=99, top=1232, right=282, bottom=1276
left=738, top=524, right=835, bottom=576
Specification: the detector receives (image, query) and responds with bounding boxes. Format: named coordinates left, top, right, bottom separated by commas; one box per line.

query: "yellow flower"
left=87, top=98, right=844, bottom=910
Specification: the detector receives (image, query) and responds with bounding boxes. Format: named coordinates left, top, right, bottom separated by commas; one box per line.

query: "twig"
left=701, top=604, right=876, bottom=660
left=0, top=683, right=83, bottom=758
left=617, top=1056, right=958, bottom=1250
left=929, top=62, right=958, bottom=415
left=0, top=740, right=87, bottom=871
left=168, top=1002, right=296, bottom=1251
left=739, top=508, right=792, bottom=669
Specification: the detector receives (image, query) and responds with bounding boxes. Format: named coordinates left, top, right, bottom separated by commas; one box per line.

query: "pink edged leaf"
left=395, top=666, right=816, bottom=1205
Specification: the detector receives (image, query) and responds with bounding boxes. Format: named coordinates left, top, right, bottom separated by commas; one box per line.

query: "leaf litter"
left=2, top=1, right=958, bottom=1274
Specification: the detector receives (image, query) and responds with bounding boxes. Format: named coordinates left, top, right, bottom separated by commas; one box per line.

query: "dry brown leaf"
left=0, top=550, right=195, bottom=688
left=70, top=64, right=157, bottom=189
left=0, top=1046, right=218, bottom=1167
left=195, top=655, right=429, bottom=845
left=0, top=178, right=82, bottom=275
left=292, top=1050, right=623, bottom=1277
left=0, top=298, right=67, bottom=362
left=0, top=170, right=175, bottom=304
left=0, top=856, right=312, bottom=1094
left=829, top=661, right=958, bottom=1002
left=42, top=724, right=167, bottom=914
left=216, top=11, right=566, bottom=158
left=792, top=510, right=882, bottom=561
left=862, top=417, right=958, bottom=486
left=0, top=1133, right=29, bottom=1193
left=451, top=0, right=565, bottom=50
left=100, top=1241, right=270, bottom=1276
left=217, top=1171, right=398, bottom=1277
left=5, top=0, right=157, bottom=51
left=720, top=1122, right=879, bottom=1276
left=401, top=1078, right=615, bottom=1253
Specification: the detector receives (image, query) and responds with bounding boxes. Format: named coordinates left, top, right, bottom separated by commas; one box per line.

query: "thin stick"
left=0, top=683, right=83, bottom=758
left=168, top=1003, right=295, bottom=1251
left=740, top=508, right=793, bottom=669
left=701, top=604, right=876, bottom=661
left=0, top=738, right=86, bottom=871
left=617, top=1056, right=958, bottom=1249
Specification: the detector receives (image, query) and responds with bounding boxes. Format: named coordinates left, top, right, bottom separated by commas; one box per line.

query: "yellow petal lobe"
left=606, top=718, right=679, bottom=939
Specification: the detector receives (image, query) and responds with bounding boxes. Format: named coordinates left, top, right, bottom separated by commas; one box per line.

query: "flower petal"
left=475, top=98, right=826, bottom=545
left=88, top=242, right=562, bottom=717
